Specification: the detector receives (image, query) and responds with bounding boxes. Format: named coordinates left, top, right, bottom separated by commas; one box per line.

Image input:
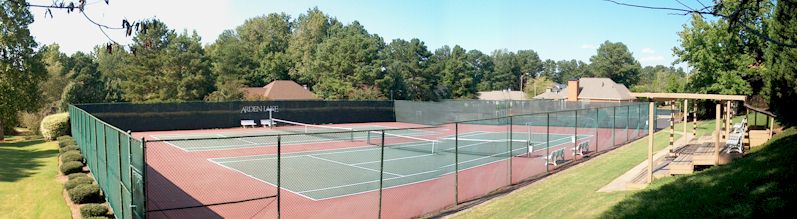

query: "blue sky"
left=29, top=0, right=700, bottom=67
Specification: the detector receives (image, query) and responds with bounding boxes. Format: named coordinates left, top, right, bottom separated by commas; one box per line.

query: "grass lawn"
left=0, top=135, right=71, bottom=219
left=601, top=127, right=796, bottom=218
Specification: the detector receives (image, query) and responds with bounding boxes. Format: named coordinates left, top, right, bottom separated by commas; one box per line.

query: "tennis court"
left=207, top=131, right=591, bottom=200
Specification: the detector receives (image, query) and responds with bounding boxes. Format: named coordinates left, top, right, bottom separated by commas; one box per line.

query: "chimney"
left=567, top=80, right=579, bottom=102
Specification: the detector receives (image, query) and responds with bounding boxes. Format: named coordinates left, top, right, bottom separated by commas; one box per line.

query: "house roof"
left=533, top=78, right=634, bottom=101
left=576, top=78, right=634, bottom=101
left=478, top=91, right=528, bottom=100
left=533, top=90, right=567, bottom=100
left=240, top=80, right=318, bottom=100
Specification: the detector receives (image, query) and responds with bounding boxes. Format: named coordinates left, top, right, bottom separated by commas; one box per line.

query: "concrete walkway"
left=597, top=131, right=695, bottom=192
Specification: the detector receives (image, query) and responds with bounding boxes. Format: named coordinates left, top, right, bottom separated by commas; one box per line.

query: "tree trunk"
left=0, top=120, right=4, bottom=141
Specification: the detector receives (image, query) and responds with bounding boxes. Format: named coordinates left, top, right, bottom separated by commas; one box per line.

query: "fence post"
left=378, top=130, right=385, bottom=219
left=595, top=109, right=599, bottom=152
left=574, top=110, right=578, bottom=159
left=612, top=107, right=616, bottom=147
left=546, top=113, right=550, bottom=172
left=277, top=135, right=281, bottom=219
left=117, top=130, right=125, bottom=218
left=454, top=122, right=459, bottom=204
left=626, top=105, right=630, bottom=142
left=140, top=137, right=147, bottom=219
left=508, top=116, right=512, bottom=184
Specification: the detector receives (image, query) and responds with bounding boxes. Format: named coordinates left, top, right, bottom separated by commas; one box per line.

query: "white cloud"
left=641, top=48, right=655, bottom=54
left=580, top=44, right=596, bottom=49
left=639, top=55, right=664, bottom=62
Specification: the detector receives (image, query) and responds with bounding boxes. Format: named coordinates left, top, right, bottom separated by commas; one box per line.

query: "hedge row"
left=80, top=203, right=108, bottom=218
left=57, top=135, right=111, bottom=218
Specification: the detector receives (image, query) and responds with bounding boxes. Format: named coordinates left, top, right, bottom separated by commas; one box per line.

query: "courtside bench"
left=543, top=148, right=566, bottom=166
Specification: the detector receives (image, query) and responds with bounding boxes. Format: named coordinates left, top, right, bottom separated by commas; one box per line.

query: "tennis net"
left=367, top=131, right=440, bottom=154
left=438, top=137, right=530, bottom=157
left=271, top=118, right=356, bottom=142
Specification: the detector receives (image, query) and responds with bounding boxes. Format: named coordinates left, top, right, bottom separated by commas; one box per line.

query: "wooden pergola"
left=631, top=92, right=747, bottom=184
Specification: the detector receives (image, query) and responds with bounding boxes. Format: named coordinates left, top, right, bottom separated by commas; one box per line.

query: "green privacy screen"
left=69, top=105, right=146, bottom=219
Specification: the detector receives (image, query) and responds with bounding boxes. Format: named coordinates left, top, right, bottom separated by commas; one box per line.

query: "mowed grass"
left=0, top=135, right=71, bottom=219
left=454, top=129, right=682, bottom=218
left=601, top=127, right=797, bottom=218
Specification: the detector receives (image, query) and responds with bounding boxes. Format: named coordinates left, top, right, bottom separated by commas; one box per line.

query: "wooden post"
left=715, top=103, right=721, bottom=165
left=726, top=101, right=732, bottom=141
left=648, top=101, right=655, bottom=183
left=669, top=101, right=675, bottom=154
left=693, top=101, right=697, bottom=137
left=769, top=116, right=774, bottom=138
left=683, top=99, right=688, bottom=143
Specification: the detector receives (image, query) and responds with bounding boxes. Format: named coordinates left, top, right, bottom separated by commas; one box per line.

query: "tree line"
left=40, top=8, right=666, bottom=104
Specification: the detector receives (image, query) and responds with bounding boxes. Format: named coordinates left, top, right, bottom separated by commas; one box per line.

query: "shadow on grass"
left=600, top=128, right=797, bottom=218
left=0, top=138, right=58, bottom=182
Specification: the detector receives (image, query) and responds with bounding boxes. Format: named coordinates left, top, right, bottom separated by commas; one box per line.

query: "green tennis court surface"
left=210, top=131, right=591, bottom=200
left=151, top=126, right=436, bottom=152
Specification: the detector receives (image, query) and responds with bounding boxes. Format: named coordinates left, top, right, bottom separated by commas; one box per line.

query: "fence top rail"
left=70, top=105, right=135, bottom=139
left=452, top=101, right=646, bottom=124
left=632, top=92, right=746, bottom=101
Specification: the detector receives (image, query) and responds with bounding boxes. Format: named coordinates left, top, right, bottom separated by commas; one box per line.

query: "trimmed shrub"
left=60, top=161, right=84, bottom=175
left=58, top=138, right=77, bottom=148
left=40, top=113, right=69, bottom=141
left=80, top=204, right=108, bottom=218
left=61, top=151, right=83, bottom=163
left=67, top=173, right=88, bottom=180
left=68, top=184, right=101, bottom=204
left=65, top=176, right=94, bottom=190
left=56, top=135, right=74, bottom=142
left=59, top=145, right=80, bottom=153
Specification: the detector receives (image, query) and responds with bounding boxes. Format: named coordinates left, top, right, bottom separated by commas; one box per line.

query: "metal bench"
left=260, top=119, right=273, bottom=127
left=543, top=148, right=566, bottom=166
left=726, top=131, right=744, bottom=153
left=572, top=141, right=590, bottom=157
left=240, top=120, right=256, bottom=128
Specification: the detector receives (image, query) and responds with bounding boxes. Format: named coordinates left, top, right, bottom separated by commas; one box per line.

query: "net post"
left=454, top=122, right=459, bottom=204
left=277, top=135, right=281, bottom=219
left=378, top=130, right=385, bottom=219
left=546, top=113, right=550, bottom=172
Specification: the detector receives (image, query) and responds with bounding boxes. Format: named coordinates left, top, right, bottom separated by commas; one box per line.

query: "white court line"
left=149, top=135, right=189, bottom=152
left=300, top=146, right=529, bottom=201
left=207, top=159, right=318, bottom=201
left=210, top=131, right=548, bottom=201
left=307, top=155, right=405, bottom=177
